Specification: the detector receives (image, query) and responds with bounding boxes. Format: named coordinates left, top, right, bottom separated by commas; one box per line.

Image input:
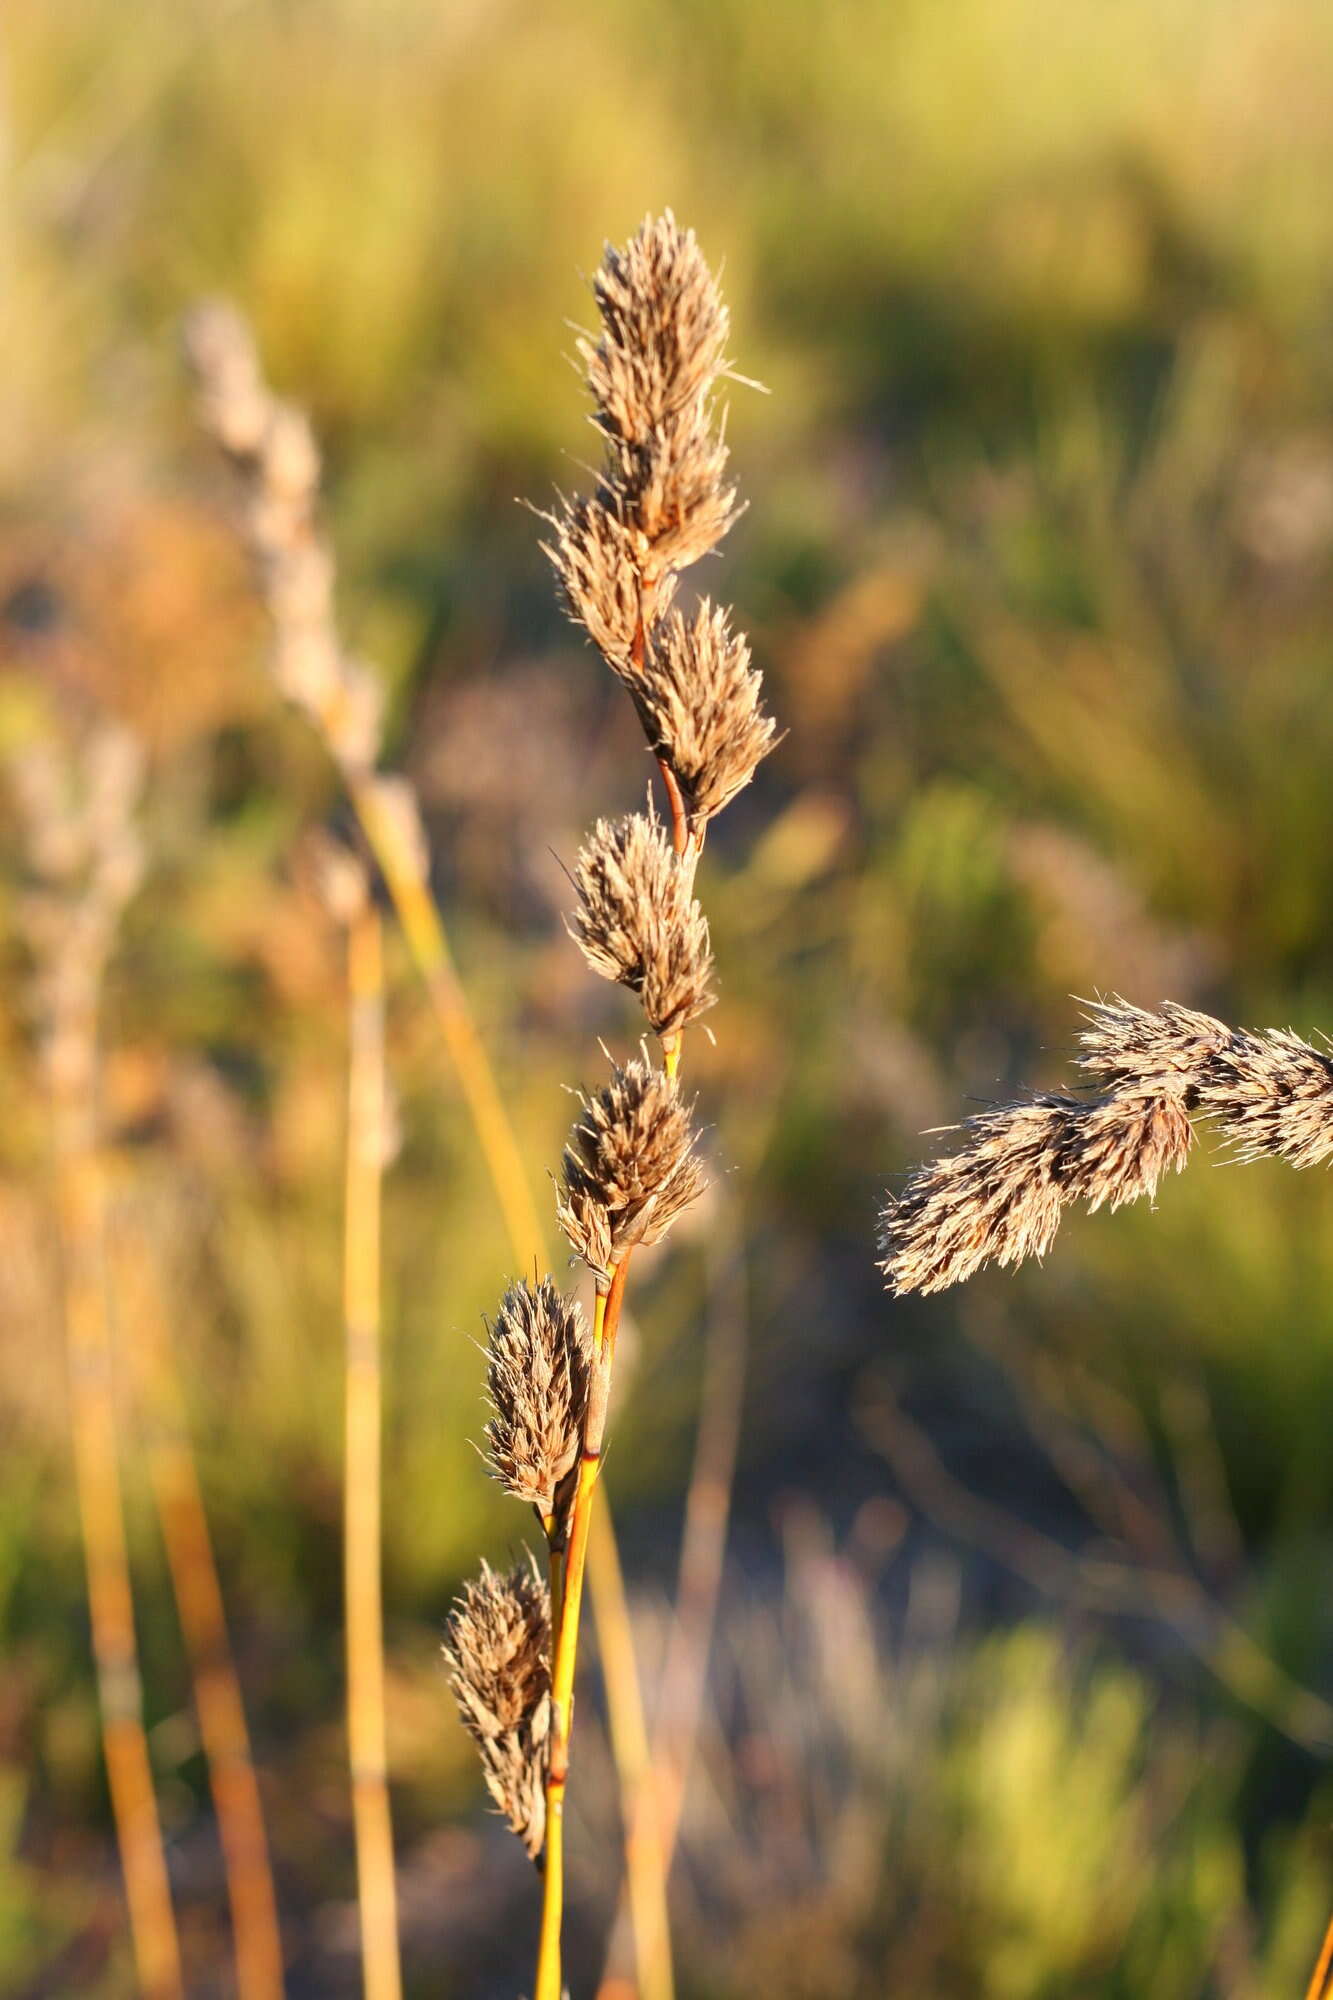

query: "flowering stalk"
left=13, top=731, right=184, bottom=2000
left=451, top=210, right=772, bottom=2000
left=310, top=839, right=403, bottom=2000
left=881, top=996, right=1333, bottom=1295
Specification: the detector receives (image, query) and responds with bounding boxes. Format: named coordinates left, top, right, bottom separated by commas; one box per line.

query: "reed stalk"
left=185, top=313, right=662, bottom=1984
left=111, top=1225, right=285, bottom=2000
left=442, top=211, right=775, bottom=2000
left=313, top=839, right=403, bottom=2000
left=13, top=730, right=183, bottom=2000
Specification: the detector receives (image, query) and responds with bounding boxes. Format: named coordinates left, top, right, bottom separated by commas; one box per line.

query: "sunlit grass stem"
left=112, top=1229, right=285, bottom=2000
left=339, top=882, right=403, bottom=2000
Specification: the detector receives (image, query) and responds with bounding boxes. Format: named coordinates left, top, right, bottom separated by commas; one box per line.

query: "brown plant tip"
left=582, top=211, right=730, bottom=451
left=879, top=1089, right=1192, bottom=1297
left=485, top=1278, right=593, bottom=1516
left=556, top=1058, right=707, bottom=1277
left=568, top=812, right=715, bottom=1035
left=1078, top=998, right=1333, bottom=1168
left=444, top=1557, right=551, bottom=1861
left=186, top=299, right=383, bottom=775
left=625, top=600, right=777, bottom=829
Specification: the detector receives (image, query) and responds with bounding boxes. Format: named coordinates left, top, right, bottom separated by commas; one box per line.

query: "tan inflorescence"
left=542, top=211, right=774, bottom=834
left=880, top=1089, right=1192, bottom=1297
left=568, top=812, right=714, bottom=1035
left=484, top=1278, right=593, bottom=1517
left=626, top=602, right=778, bottom=834
left=882, top=993, right=1333, bottom=1296
left=1077, top=998, right=1333, bottom=1168
left=444, top=1559, right=552, bottom=1862
left=556, top=1059, right=708, bottom=1281
left=185, top=301, right=388, bottom=781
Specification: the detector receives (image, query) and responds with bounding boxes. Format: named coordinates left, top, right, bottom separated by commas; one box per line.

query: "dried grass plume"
left=444, top=1559, right=552, bottom=1862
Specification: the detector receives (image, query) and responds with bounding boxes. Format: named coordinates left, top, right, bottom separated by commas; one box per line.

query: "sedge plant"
left=444, top=212, right=776, bottom=2000
left=184, top=309, right=669, bottom=1984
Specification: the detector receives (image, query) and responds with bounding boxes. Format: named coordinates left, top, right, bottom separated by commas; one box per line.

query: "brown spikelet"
left=568, top=813, right=714, bottom=1035
left=614, top=413, right=739, bottom=581
left=626, top=601, right=777, bottom=830
left=444, top=1558, right=551, bottom=1861
left=557, top=1058, right=706, bottom=1276
left=1078, top=997, right=1333, bottom=1168
left=485, top=1279, right=593, bottom=1517
left=541, top=494, right=649, bottom=668
left=580, top=211, right=730, bottom=449
left=879, top=1088, right=1192, bottom=1297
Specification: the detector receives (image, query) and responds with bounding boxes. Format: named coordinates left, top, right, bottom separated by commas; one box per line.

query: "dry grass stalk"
left=311, top=838, right=404, bottom=2000
left=110, top=1223, right=285, bottom=2000
left=188, top=305, right=662, bottom=1981
left=445, top=210, right=774, bottom=2000
left=11, top=729, right=184, bottom=2000
left=185, top=300, right=543, bottom=1268
left=881, top=995, right=1333, bottom=1295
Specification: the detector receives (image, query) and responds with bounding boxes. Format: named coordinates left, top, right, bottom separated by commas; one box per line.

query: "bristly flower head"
left=485, top=1278, right=593, bottom=1517
left=557, top=1057, right=707, bottom=1280
left=544, top=212, right=742, bottom=649
left=622, top=600, right=777, bottom=831
left=568, top=812, right=714, bottom=1035
left=879, top=1089, right=1191, bottom=1297
left=581, top=211, right=730, bottom=449
left=1078, top=997, right=1333, bottom=1169
left=444, top=1558, right=551, bottom=1861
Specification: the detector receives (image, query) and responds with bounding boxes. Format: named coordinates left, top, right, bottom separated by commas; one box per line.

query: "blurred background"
left=2, top=1, right=1332, bottom=1993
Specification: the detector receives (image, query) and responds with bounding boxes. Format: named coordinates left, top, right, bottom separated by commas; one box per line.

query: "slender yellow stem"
left=348, top=772, right=544, bottom=1270
left=343, top=897, right=403, bottom=2000
left=112, top=1231, right=284, bottom=2000
left=345, top=764, right=667, bottom=1995
left=535, top=1265, right=630, bottom=2000
left=1305, top=1910, right=1333, bottom=2000
left=52, top=1069, right=183, bottom=2000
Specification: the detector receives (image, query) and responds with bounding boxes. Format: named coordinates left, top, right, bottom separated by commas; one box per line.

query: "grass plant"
left=445, top=211, right=776, bottom=2000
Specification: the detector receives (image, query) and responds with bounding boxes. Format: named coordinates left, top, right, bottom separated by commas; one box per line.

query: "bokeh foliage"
left=1, top=0, right=1331, bottom=1991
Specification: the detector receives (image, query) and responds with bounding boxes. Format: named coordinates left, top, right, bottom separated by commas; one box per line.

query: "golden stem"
left=52, top=1048, right=183, bottom=2000
left=343, top=898, right=403, bottom=2000
left=534, top=1259, right=632, bottom=2000
left=349, top=773, right=545, bottom=1271
left=114, top=1232, right=284, bottom=2000
left=1305, top=1910, right=1333, bottom=2000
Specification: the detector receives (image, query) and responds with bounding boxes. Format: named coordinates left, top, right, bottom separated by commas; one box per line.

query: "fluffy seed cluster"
left=1078, top=999, right=1333, bottom=1168
left=880, top=1089, right=1192, bottom=1296
left=557, top=1059, right=707, bottom=1279
left=568, top=813, right=714, bottom=1034
left=444, top=1559, right=552, bottom=1861
left=628, top=601, right=778, bottom=832
left=185, top=301, right=384, bottom=776
left=541, top=211, right=774, bottom=829
left=485, top=1278, right=593, bottom=1517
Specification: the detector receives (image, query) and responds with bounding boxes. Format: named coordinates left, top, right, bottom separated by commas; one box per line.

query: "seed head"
left=625, top=601, right=777, bottom=830
left=879, top=1088, right=1191, bottom=1297
left=581, top=211, right=730, bottom=449
left=541, top=493, right=648, bottom=668
left=444, top=1557, right=551, bottom=1861
left=485, top=1278, right=593, bottom=1516
left=1079, top=998, right=1333, bottom=1169
left=557, top=1058, right=706, bottom=1277
left=568, top=812, right=714, bottom=1035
